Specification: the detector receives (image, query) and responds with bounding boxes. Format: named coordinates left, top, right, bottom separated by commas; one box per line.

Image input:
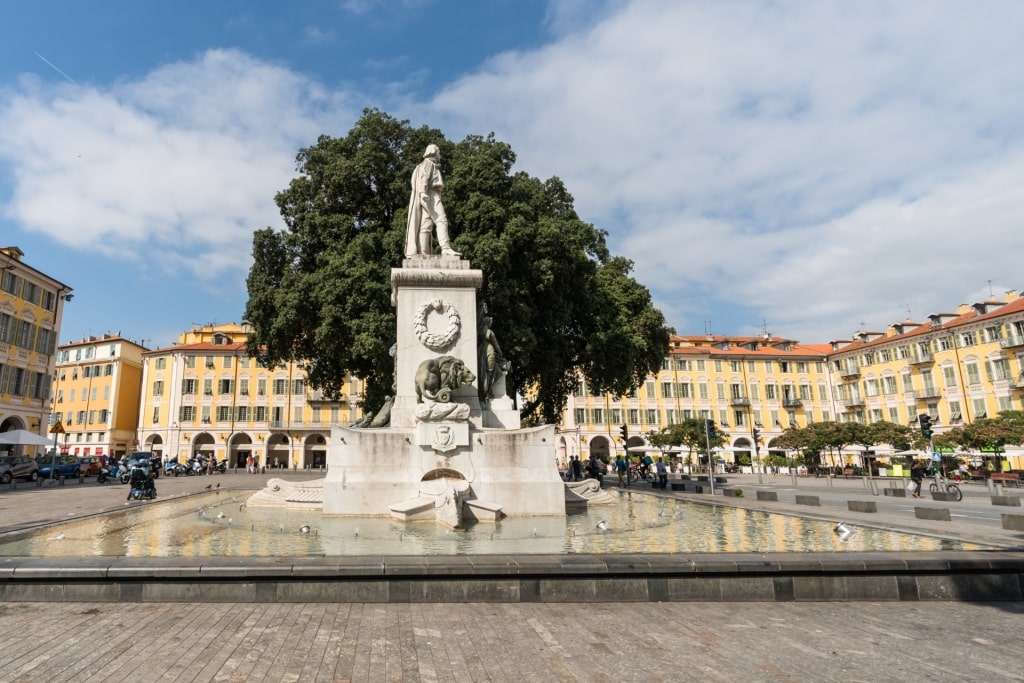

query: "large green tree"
left=244, top=109, right=670, bottom=423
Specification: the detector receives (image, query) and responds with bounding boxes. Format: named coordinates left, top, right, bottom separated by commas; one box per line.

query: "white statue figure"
left=405, top=144, right=461, bottom=258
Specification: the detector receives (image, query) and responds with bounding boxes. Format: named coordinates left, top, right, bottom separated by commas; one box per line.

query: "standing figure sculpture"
left=405, top=144, right=461, bottom=258
left=478, top=311, right=509, bottom=402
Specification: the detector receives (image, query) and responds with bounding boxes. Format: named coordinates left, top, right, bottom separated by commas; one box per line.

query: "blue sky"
left=2, top=0, right=1023, bottom=351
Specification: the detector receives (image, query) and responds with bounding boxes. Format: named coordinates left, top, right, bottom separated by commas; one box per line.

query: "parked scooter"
left=97, top=464, right=111, bottom=484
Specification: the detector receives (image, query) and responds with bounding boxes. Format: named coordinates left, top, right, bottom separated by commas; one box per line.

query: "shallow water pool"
left=0, top=489, right=993, bottom=557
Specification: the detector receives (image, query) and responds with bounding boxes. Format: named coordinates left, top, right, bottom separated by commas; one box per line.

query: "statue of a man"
left=405, top=144, right=461, bottom=258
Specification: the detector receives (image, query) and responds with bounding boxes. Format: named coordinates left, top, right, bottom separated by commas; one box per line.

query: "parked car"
left=78, top=456, right=104, bottom=476
left=36, top=454, right=82, bottom=479
left=0, top=455, right=39, bottom=484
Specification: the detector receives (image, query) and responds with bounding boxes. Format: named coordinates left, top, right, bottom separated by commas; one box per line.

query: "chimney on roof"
left=972, top=301, right=1002, bottom=316
left=1005, top=290, right=1020, bottom=302
left=928, top=313, right=958, bottom=327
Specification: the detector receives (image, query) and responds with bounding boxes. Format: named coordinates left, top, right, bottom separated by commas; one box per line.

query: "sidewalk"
left=1, top=470, right=1023, bottom=681
left=643, top=471, right=1024, bottom=548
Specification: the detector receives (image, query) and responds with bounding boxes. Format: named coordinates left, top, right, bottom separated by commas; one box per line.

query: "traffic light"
left=918, top=414, right=933, bottom=438
left=619, top=424, right=628, bottom=443
left=705, top=419, right=716, bottom=440
left=752, top=427, right=762, bottom=444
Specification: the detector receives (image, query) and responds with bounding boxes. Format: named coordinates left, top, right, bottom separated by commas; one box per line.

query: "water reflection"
left=0, top=490, right=992, bottom=557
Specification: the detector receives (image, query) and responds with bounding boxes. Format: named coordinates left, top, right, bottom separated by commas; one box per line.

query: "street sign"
left=931, top=453, right=941, bottom=462
left=49, top=420, right=65, bottom=434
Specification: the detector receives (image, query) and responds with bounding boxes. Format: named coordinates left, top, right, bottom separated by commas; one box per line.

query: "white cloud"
left=0, top=49, right=351, bottom=278
left=2, top=1, right=1024, bottom=345
left=428, top=0, right=1024, bottom=340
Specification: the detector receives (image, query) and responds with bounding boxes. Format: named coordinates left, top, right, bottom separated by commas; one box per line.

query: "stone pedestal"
left=322, top=424, right=565, bottom=517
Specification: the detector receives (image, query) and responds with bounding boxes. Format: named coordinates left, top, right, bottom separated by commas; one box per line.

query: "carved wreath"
left=413, top=298, right=461, bottom=351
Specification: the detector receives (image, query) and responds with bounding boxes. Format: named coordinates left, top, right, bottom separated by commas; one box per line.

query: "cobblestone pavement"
left=2, top=470, right=1023, bottom=681
left=0, top=600, right=1021, bottom=682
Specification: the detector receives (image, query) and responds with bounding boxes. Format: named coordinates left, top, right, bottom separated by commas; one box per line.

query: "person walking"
left=910, top=460, right=927, bottom=498
left=615, top=455, right=627, bottom=487
left=656, top=457, right=668, bottom=490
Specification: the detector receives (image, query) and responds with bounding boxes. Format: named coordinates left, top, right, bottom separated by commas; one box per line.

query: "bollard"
left=995, top=483, right=1004, bottom=496
left=986, top=478, right=994, bottom=493
left=826, top=473, right=833, bottom=488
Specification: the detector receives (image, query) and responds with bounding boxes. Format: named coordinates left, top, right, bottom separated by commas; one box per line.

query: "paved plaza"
left=0, top=470, right=1022, bottom=681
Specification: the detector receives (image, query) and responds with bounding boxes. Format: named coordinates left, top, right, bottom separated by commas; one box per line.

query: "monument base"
left=321, top=423, right=565, bottom=518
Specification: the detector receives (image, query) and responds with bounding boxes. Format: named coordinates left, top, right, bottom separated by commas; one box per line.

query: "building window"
left=696, top=360, right=705, bottom=372
left=965, top=362, right=981, bottom=387
left=217, top=406, right=231, bottom=421
left=218, top=379, right=234, bottom=394
left=591, top=408, right=604, bottom=424
left=574, top=408, right=585, bottom=424
left=181, top=379, right=198, bottom=395
left=155, top=357, right=166, bottom=370
left=729, top=361, right=741, bottom=372
left=883, top=376, right=898, bottom=394
left=273, top=379, right=287, bottom=395
left=203, top=379, right=213, bottom=396
left=179, top=406, right=195, bottom=422
left=715, top=383, right=726, bottom=400
left=961, top=331, right=977, bottom=347
left=645, top=409, right=657, bottom=425
left=292, top=378, right=306, bottom=394
left=661, top=382, right=674, bottom=398
left=257, top=379, right=267, bottom=396
left=201, top=406, right=211, bottom=423
left=734, top=411, right=746, bottom=426
left=628, top=408, right=639, bottom=424
left=237, top=406, right=250, bottom=422
left=972, top=398, right=987, bottom=418
left=223, top=356, right=233, bottom=369
left=677, top=383, right=691, bottom=398
left=151, top=407, right=159, bottom=424
left=698, top=383, right=709, bottom=400
left=888, top=407, right=900, bottom=423
left=765, top=385, right=776, bottom=400
left=184, top=355, right=196, bottom=369
left=713, top=360, right=723, bottom=372
left=747, top=361, right=756, bottom=372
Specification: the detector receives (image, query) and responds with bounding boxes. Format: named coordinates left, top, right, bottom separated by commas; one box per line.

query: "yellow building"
left=827, top=291, right=1024, bottom=467
left=0, top=246, right=71, bottom=448
left=560, top=334, right=832, bottom=466
left=51, top=334, right=146, bottom=459
left=560, top=290, right=1024, bottom=469
left=137, top=323, right=364, bottom=470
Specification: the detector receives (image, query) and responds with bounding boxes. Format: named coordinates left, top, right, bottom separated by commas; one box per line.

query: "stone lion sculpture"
left=414, top=355, right=476, bottom=403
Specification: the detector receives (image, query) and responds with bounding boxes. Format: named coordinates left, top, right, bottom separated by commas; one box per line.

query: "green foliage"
left=244, top=109, right=670, bottom=419
left=646, top=418, right=728, bottom=460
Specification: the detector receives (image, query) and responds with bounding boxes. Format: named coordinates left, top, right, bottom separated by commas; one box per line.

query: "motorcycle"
left=165, top=460, right=188, bottom=477
left=97, top=465, right=111, bottom=484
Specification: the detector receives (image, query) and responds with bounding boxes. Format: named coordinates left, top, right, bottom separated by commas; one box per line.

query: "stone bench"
left=722, top=488, right=742, bottom=498
left=847, top=500, right=877, bottom=513
left=795, top=495, right=820, bottom=506
left=991, top=495, right=1022, bottom=507
left=1001, top=514, right=1024, bottom=531
left=915, top=507, right=951, bottom=521
left=882, top=487, right=907, bottom=497
left=755, top=491, right=778, bottom=502
left=930, top=491, right=958, bottom=502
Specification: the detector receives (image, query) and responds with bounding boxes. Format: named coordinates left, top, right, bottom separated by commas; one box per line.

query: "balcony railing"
left=1000, top=333, right=1024, bottom=349
left=782, top=398, right=803, bottom=408
left=839, top=364, right=860, bottom=378
left=729, top=397, right=750, bottom=407
left=917, top=387, right=941, bottom=399
left=270, top=420, right=284, bottom=429
left=841, top=397, right=865, bottom=408
left=908, top=352, right=934, bottom=364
